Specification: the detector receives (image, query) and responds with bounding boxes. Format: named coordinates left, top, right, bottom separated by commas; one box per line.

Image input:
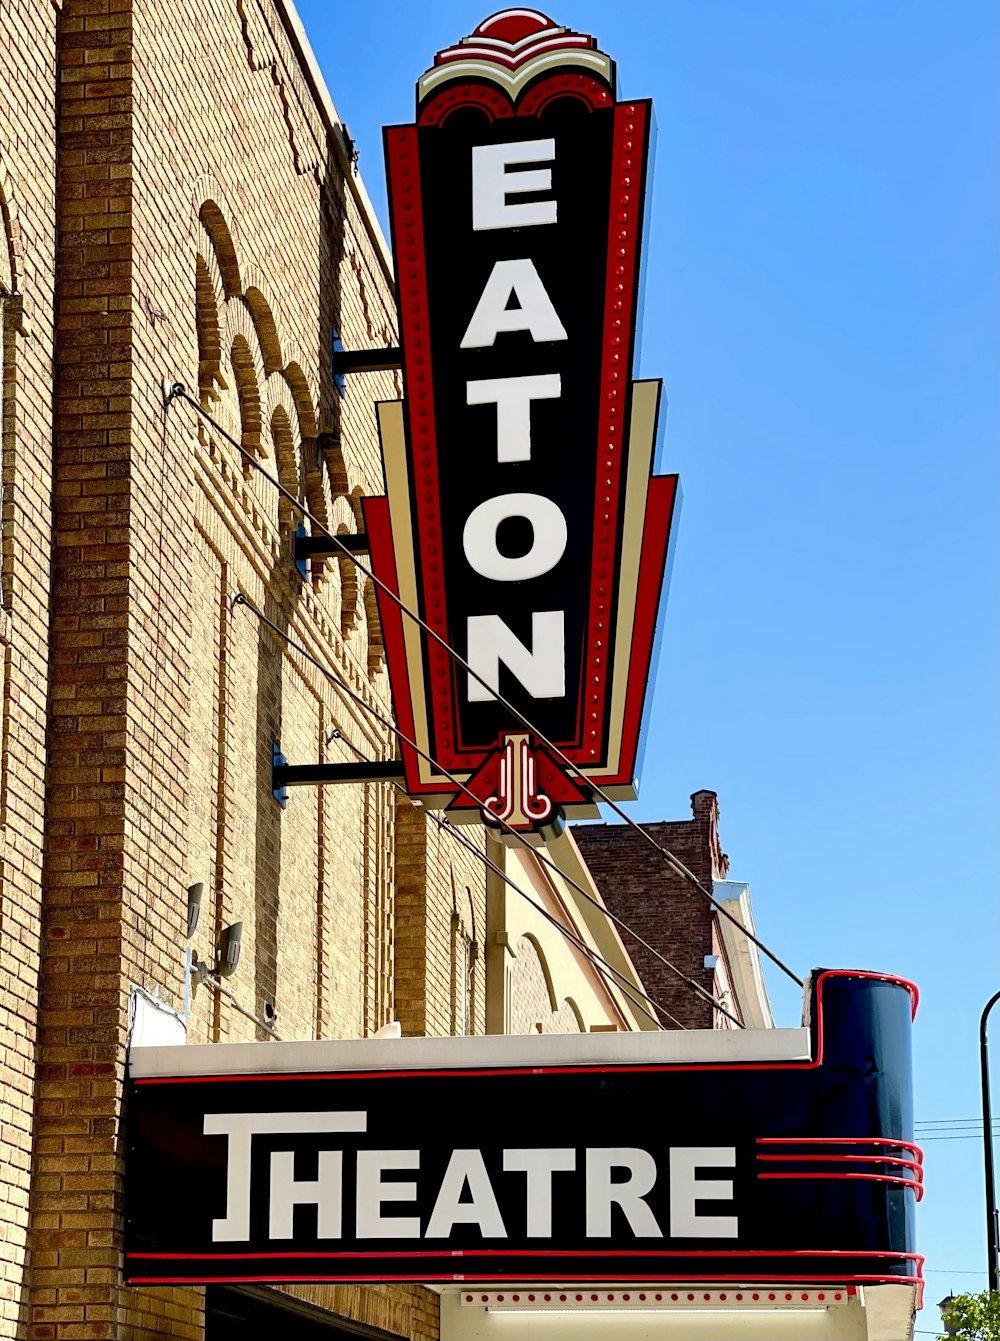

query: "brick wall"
left=14, top=0, right=481, bottom=1335
left=0, top=0, right=57, bottom=1332
left=572, top=791, right=730, bottom=1029
left=0, top=0, right=687, bottom=1333
left=395, top=796, right=488, bottom=1040
left=508, top=935, right=585, bottom=1036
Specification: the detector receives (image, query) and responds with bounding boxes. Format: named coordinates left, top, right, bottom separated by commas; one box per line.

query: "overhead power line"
left=915, top=1119, right=1000, bottom=1127
left=165, top=381, right=804, bottom=992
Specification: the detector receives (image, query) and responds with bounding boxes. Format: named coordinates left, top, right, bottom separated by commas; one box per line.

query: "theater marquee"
left=124, top=971, right=921, bottom=1294
left=363, top=10, right=679, bottom=836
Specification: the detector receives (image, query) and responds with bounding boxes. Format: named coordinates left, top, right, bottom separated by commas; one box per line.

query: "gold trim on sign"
left=377, top=400, right=450, bottom=790
left=588, top=378, right=660, bottom=791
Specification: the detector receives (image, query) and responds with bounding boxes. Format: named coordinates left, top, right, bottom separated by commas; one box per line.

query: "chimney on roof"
left=691, top=790, right=729, bottom=880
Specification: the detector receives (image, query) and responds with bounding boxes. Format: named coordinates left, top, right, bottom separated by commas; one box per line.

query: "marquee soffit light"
left=465, top=1287, right=856, bottom=1313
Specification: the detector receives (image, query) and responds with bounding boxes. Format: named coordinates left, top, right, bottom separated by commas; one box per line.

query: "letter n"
left=467, top=612, right=565, bottom=702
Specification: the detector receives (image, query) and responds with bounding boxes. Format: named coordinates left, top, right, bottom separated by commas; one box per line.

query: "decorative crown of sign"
left=417, top=8, right=615, bottom=114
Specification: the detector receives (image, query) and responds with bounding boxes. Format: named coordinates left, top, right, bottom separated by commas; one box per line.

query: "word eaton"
left=457, top=137, right=589, bottom=706
left=204, top=1110, right=738, bottom=1243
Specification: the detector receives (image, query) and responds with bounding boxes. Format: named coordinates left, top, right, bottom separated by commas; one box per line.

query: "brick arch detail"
left=509, top=934, right=585, bottom=1036
left=517, top=932, right=558, bottom=1013
left=270, top=404, right=299, bottom=531
left=261, top=372, right=301, bottom=446
left=0, top=161, right=21, bottom=296
left=187, top=185, right=333, bottom=567
left=561, top=996, right=585, bottom=1032
left=197, top=199, right=242, bottom=298
left=280, top=360, right=318, bottom=441
left=195, top=253, right=227, bottom=406
left=229, top=333, right=264, bottom=458
left=243, top=284, right=284, bottom=376
left=363, top=577, right=384, bottom=679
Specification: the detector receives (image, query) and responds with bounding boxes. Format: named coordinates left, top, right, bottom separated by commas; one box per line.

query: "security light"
left=217, top=922, right=243, bottom=978
left=186, top=882, right=204, bottom=938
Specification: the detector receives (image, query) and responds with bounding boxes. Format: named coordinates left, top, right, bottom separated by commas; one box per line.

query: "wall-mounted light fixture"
left=217, top=921, right=242, bottom=977
left=191, top=921, right=243, bottom=985
left=186, top=883, right=204, bottom=938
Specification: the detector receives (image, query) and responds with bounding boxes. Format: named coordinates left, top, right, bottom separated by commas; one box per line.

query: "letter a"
left=461, top=259, right=568, bottom=348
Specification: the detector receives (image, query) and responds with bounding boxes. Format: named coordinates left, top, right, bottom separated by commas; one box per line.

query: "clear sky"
left=293, top=0, right=998, bottom=1302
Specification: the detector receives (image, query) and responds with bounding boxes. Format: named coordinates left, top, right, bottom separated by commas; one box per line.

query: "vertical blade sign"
left=364, top=9, right=680, bottom=839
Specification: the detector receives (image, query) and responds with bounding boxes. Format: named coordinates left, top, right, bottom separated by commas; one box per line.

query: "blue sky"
left=294, top=0, right=998, bottom=1299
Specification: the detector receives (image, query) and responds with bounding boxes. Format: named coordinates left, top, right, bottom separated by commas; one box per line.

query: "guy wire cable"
left=325, top=730, right=684, bottom=1030
left=237, top=592, right=737, bottom=1027
left=423, top=813, right=678, bottom=1031
left=171, top=378, right=796, bottom=994
left=233, top=590, right=742, bottom=1028
left=167, top=383, right=793, bottom=992
left=165, top=380, right=803, bottom=990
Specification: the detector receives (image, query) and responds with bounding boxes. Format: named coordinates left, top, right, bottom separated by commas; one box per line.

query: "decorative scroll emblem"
left=364, top=9, right=681, bottom=838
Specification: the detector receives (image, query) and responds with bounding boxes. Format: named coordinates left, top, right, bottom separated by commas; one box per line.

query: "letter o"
left=463, top=493, right=568, bottom=582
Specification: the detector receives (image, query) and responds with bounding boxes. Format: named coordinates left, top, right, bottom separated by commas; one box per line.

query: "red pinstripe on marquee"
left=757, top=1135, right=923, bottom=1162
left=757, top=1152, right=923, bottom=1178
left=126, top=1248, right=923, bottom=1264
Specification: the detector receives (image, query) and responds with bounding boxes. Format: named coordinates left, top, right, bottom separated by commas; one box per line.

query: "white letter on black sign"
left=204, top=1110, right=366, bottom=1242
left=463, top=493, right=567, bottom=582
left=585, top=1148, right=662, bottom=1238
left=425, top=1149, right=507, bottom=1239
left=467, top=612, right=565, bottom=703
left=472, top=139, right=557, bottom=231
left=461, top=260, right=568, bottom=348
left=503, top=1148, right=576, bottom=1238
left=669, top=1147, right=738, bottom=1238
left=269, top=1150, right=342, bottom=1240
left=356, top=1149, right=421, bottom=1239
left=466, top=374, right=561, bottom=463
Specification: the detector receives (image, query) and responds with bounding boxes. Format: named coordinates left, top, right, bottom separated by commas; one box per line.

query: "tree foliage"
left=941, top=1291, right=1000, bottom=1340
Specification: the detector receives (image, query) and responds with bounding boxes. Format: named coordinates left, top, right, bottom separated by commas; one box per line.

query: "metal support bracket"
left=293, top=522, right=310, bottom=581
left=332, top=343, right=402, bottom=377
left=331, top=329, right=347, bottom=399
left=273, top=759, right=407, bottom=789
left=293, top=530, right=370, bottom=563
left=331, top=329, right=401, bottom=398
left=272, top=743, right=289, bottom=807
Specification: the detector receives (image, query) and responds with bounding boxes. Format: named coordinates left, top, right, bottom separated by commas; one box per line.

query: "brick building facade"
left=0, top=1, right=666, bottom=1337
left=574, top=791, right=773, bottom=1030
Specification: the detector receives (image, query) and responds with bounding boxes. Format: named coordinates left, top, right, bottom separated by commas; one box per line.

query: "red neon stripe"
left=385, top=126, right=449, bottom=771
left=125, top=1248, right=924, bottom=1263
left=606, top=474, right=676, bottom=789
left=362, top=497, right=421, bottom=794
left=131, top=972, right=916, bottom=1086
left=756, top=1137, right=923, bottom=1164
left=757, top=1154, right=923, bottom=1178
left=124, top=1272, right=925, bottom=1289
left=577, top=99, right=648, bottom=763
left=757, top=1171, right=923, bottom=1200
left=133, top=1059, right=814, bottom=1086
left=822, top=969, right=918, bottom=1018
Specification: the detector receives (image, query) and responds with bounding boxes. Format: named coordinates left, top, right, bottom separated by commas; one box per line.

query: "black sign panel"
left=124, top=971, right=921, bottom=1291
left=364, top=10, right=680, bottom=834
left=421, top=102, right=616, bottom=751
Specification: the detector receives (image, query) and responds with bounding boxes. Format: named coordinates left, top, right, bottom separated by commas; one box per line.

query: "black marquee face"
left=363, top=10, right=680, bottom=834
left=123, top=973, right=922, bottom=1295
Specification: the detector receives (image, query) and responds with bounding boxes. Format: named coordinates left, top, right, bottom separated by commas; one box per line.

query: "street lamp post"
left=980, top=989, right=1000, bottom=1294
